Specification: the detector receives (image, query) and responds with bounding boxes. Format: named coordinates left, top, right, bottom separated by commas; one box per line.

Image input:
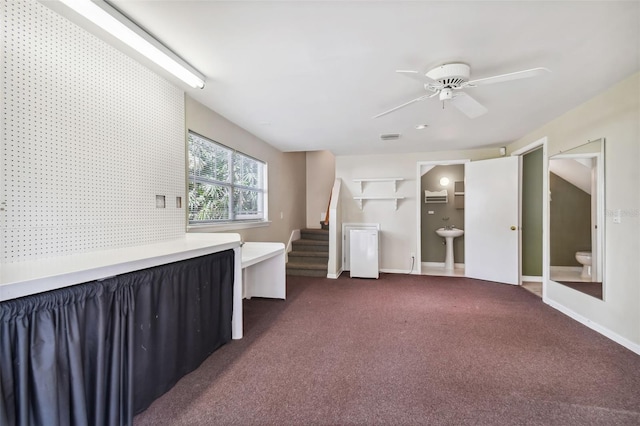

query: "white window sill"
left=187, top=221, right=271, bottom=233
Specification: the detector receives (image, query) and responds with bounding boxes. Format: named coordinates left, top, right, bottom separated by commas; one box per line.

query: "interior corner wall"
left=306, top=151, right=336, bottom=228
left=185, top=97, right=307, bottom=245
left=508, top=72, right=640, bottom=348
left=0, top=0, right=186, bottom=262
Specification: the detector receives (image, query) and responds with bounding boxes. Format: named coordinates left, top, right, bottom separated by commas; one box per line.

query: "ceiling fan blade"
left=466, top=67, right=550, bottom=86
left=395, top=70, right=441, bottom=91
left=373, top=93, right=435, bottom=119
left=396, top=69, right=438, bottom=83
left=450, top=92, right=488, bottom=119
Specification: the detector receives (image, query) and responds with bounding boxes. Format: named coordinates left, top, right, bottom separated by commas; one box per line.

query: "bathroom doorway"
left=415, top=140, right=547, bottom=283
left=416, top=159, right=469, bottom=276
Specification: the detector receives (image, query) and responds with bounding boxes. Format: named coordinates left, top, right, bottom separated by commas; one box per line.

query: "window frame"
left=187, top=131, right=268, bottom=227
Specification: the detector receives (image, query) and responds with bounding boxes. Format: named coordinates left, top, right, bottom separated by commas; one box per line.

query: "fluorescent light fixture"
left=59, top=0, right=205, bottom=89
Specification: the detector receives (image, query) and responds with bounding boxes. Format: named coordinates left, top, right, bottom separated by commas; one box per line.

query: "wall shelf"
left=353, top=177, right=404, bottom=193
left=353, top=196, right=405, bottom=211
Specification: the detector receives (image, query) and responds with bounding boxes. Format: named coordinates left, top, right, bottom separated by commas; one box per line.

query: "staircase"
left=286, top=229, right=329, bottom=277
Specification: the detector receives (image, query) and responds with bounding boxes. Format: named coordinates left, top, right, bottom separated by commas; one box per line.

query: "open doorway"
left=415, top=159, right=469, bottom=276
left=512, top=137, right=548, bottom=296
left=416, top=140, right=547, bottom=285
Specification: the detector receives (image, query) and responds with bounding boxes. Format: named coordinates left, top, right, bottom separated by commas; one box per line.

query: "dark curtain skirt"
left=132, top=251, right=234, bottom=414
left=0, top=250, right=234, bottom=426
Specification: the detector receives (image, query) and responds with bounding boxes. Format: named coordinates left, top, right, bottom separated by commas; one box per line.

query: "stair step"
left=288, top=250, right=328, bottom=258
left=292, top=239, right=328, bottom=252
left=286, top=261, right=327, bottom=271
left=300, top=228, right=329, bottom=241
left=286, top=268, right=327, bottom=277
left=286, top=260, right=327, bottom=277
left=288, top=254, right=328, bottom=265
left=287, top=230, right=329, bottom=276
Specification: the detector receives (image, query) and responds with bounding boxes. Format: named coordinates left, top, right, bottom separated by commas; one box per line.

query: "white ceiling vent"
left=380, top=133, right=401, bottom=141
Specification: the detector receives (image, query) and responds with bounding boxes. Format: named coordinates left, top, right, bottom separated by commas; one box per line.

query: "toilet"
left=575, top=251, right=592, bottom=279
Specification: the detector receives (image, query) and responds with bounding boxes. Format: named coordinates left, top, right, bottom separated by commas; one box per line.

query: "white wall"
left=508, top=72, right=640, bottom=349
left=1, top=0, right=186, bottom=262
left=306, top=151, right=335, bottom=228
left=186, top=97, right=307, bottom=245
left=336, top=148, right=497, bottom=273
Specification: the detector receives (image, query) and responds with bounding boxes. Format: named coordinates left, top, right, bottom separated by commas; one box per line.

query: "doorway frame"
left=415, top=139, right=548, bottom=281
left=415, top=159, right=470, bottom=275
left=511, top=137, right=548, bottom=293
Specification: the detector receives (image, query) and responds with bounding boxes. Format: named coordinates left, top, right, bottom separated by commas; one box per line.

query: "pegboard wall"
left=1, top=0, right=186, bottom=262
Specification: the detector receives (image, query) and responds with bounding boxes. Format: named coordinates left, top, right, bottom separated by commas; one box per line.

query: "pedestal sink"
left=435, top=228, right=464, bottom=271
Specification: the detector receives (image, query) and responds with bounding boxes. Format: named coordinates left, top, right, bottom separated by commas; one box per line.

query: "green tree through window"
left=188, top=132, right=266, bottom=223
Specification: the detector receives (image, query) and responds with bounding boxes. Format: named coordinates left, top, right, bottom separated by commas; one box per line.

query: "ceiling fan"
left=373, top=63, right=550, bottom=119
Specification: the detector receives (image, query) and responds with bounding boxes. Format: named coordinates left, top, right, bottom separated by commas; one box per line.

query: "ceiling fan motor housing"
left=425, top=63, right=471, bottom=88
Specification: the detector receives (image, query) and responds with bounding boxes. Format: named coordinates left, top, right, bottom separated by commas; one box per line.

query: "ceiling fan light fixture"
left=439, top=88, right=454, bottom=101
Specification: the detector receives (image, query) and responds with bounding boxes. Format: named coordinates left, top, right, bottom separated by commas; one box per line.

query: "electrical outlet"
left=410, top=252, right=416, bottom=259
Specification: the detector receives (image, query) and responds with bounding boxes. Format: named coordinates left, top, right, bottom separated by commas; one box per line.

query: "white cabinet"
left=349, top=229, right=379, bottom=279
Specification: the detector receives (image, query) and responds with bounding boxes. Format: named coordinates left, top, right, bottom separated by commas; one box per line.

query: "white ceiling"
left=110, top=1, right=640, bottom=155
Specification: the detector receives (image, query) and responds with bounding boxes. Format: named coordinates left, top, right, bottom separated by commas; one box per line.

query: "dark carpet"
left=133, top=274, right=640, bottom=425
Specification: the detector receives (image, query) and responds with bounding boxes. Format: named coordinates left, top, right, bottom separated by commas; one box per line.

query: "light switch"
left=613, top=209, right=621, bottom=224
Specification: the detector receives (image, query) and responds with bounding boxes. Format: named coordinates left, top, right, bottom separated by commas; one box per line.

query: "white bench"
left=241, top=242, right=286, bottom=300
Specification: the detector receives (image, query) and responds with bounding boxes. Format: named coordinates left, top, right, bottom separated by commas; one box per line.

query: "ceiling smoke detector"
left=380, top=133, right=401, bottom=141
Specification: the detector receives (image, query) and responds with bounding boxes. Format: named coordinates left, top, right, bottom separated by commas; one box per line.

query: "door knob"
left=510, top=226, right=517, bottom=230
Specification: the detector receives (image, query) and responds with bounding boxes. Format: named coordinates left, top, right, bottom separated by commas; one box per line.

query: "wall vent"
left=380, top=133, right=401, bottom=141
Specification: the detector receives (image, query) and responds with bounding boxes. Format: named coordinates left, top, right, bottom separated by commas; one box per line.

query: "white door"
left=465, top=156, right=520, bottom=285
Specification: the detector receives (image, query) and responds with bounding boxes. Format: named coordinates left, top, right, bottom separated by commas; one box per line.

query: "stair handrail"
left=322, top=188, right=332, bottom=227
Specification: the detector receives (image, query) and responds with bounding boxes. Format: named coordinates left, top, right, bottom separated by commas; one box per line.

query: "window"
left=188, top=131, right=266, bottom=224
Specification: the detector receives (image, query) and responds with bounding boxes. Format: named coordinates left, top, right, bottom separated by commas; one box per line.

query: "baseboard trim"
left=544, top=298, right=640, bottom=356
left=522, top=275, right=542, bottom=282
left=286, top=229, right=300, bottom=251
left=380, top=268, right=415, bottom=274
left=327, top=269, right=343, bottom=279
left=421, top=262, right=465, bottom=269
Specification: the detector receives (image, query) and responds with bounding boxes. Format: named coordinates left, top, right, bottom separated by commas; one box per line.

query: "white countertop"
left=241, top=242, right=285, bottom=268
left=0, top=233, right=241, bottom=302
